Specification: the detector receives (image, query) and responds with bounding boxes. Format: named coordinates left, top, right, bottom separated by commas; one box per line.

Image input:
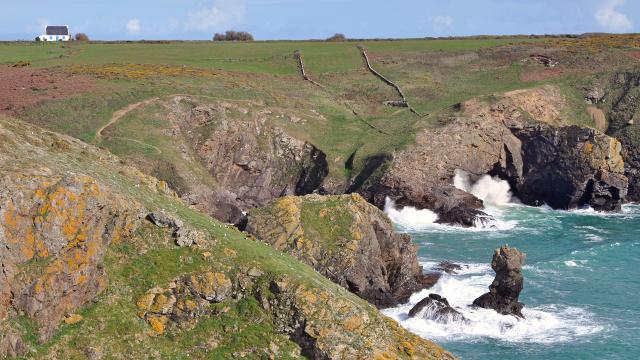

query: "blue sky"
left=1, top=0, right=638, bottom=40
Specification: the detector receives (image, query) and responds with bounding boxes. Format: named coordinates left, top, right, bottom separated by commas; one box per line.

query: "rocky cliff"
left=506, top=125, right=627, bottom=210
left=0, top=116, right=453, bottom=359
left=246, top=194, right=437, bottom=307
left=354, top=86, right=629, bottom=225
left=604, top=70, right=640, bottom=201
left=166, top=96, right=328, bottom=226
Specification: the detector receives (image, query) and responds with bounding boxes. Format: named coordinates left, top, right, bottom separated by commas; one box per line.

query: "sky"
left=1, top=0, right=638, bottom=40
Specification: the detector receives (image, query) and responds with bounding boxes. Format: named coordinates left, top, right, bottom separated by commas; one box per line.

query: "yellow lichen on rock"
left=343, top=315, right=364, bottom=331
left=148, top=316, right=168, bottom=335
left=63, top=314, right=83, bottom=325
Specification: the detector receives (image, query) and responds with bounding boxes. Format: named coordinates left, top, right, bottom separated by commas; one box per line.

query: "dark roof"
left=46, top=26, right=69, bottom=36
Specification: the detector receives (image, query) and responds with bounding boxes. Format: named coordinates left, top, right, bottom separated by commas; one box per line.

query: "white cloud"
left=429, top=15, right=454, bottom=33
left=595, top=0, right=633, bottom=32
left=186, top=0, right=246, bottom=31
left=126, top=19, right=141, bottom=35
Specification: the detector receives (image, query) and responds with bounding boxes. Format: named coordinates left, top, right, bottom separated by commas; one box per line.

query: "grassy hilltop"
left=1, top=36, right=625, bottom=186
left=2, top=36, right=638, bottom=189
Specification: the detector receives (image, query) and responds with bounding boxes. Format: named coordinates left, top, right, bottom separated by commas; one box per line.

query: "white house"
left=36, top=26, right=71, bottom=42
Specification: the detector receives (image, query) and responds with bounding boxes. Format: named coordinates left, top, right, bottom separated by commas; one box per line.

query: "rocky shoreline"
left=3, top=79, right=639, bottom=358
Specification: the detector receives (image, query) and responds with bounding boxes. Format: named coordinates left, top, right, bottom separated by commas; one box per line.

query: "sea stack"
left=473, top=245, right=526, bottom=318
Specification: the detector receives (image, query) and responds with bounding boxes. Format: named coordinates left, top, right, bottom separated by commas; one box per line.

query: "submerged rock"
left=409, top=294, right=467, bottom=324
left=434, top=261, right=465, bottom=274
left=473, top=245, right=526, bottom=318
left=246, top=193, right=437, bottom=307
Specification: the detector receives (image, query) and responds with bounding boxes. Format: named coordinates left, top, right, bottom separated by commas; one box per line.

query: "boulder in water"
left=434, top=261, right=465, bottom=274
left=473, top=245, right=526, bottom=318
left=408, top=294, right=467, bottom=323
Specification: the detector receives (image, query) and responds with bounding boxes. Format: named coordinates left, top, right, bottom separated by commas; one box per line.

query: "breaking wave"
left=384, top=197, right=438, bottom=230
left=383, top=262, right=604, bottom=344
left=453, top=169, right=514, bottom=206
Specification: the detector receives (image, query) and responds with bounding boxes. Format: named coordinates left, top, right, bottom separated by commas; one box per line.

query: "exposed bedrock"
left=505, top=125, right=628, bottom=211
left=473, top=245, right=526, bottom=318
left=353, top=86, right=629, bottom=225
left=167, top=97, right=329, bottom=226
left=0, top=173, right=146, bottom=348
left=604, top=70, right=640, bottom=201
left=246, top=194, right=438, bottom=308
left=354, top=113, right=521, bottom=227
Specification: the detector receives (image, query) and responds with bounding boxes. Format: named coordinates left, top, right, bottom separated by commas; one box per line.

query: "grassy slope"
left=3, top=115, right=430, bottom=359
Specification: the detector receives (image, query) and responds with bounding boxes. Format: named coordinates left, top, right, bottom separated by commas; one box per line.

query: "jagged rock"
left=585, top=86, right=605, bottom=104
left=0, top=330, right=26, bottom=359
left=355, top=96, right=526, bottom=226
left=147, top=211, right=207, bottom=247
left=473, top=245, right=526, bottom=318
left=604, top=70, right=640, bottom=201
left=408, top=294, right=467, bottom=323
left=354, top=86, right=629, bottom=224
left=147, top=211, right=183, bottom=229
left=530, top=54, right=559, bottom=68
left=246, top=194, right=437, bottom=307
left=136, top=271, right=233, bottom=334
left=165, top=97, right=329, bottom=225
left=506, top=125, right=628, bottom=211
left=0, top=174, right=144, bottom=343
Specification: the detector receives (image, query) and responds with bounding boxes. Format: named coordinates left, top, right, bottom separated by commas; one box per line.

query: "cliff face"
left=356, top=112, right=521, bottom=226
left=605, top=70, right=640, bottom=201
left=507, top=125, right=627, bottom=210
left=0, top=117, right=453, bottom=359
left=354, top=86, right=629, bottom=225
left=167, top=96, right=328, bottom=226
left=246, top=194, right=436, bottom=308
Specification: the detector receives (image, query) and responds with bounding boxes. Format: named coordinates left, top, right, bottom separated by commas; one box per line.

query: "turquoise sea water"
left=384, top=203, right=640, bottom=360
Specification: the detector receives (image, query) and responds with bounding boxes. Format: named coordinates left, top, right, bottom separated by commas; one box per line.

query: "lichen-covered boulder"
left=246, top=193, right=436, bottom=308
left=0, top=174, right=144, bottom=342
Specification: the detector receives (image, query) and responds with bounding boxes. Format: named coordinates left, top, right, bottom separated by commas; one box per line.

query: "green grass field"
left=3, top=37, right=633, bottom=187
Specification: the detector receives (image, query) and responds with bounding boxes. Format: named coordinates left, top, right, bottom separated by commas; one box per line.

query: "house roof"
left=46, top=26, right=69, bottom=36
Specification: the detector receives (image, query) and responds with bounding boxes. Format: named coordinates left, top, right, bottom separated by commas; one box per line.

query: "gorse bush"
left=326, top=33, right=346, bottom=42
left=213, top=31, right=254, bottom=41
left=75, top=33, right=89, bottom=41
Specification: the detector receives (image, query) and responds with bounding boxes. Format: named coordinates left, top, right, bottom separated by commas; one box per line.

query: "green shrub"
left=75, top=33, right=89, bottom=41
left=326, top=33, right=346, bottom=42
left=213, top=31, right=254, bottom=41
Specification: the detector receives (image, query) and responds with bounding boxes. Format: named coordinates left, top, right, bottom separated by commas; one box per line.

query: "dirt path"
left=587, top=106, right=607, bottom=132
left=94, top=97, right=160, bottom=142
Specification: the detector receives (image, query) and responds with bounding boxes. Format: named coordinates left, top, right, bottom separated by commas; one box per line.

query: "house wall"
left=38, top=35, right=71, bottom=42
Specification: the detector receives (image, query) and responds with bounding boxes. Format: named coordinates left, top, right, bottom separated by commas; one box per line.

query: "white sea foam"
left=383, top=197, right=438, bottom=231
left=384, top=262, right=603, bottom=344
left=384, top=197, right=518, bottom=232
left=453, top=169, right=513, bottom=206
